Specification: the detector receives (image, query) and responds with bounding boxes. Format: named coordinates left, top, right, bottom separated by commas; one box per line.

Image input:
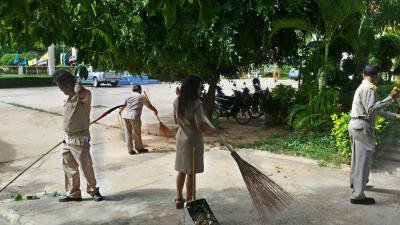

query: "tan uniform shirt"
left=63, top=91, right=91, bottom=134
left=350, top=80, right=395, bottom=124
left=122, top=92, right=150, bottom=120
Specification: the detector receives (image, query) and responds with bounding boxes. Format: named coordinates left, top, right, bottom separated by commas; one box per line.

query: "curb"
left=0, top=204, right=36, bottom=225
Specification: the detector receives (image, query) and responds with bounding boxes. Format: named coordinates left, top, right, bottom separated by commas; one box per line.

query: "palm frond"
left=267, top=18, right=313, bottom=45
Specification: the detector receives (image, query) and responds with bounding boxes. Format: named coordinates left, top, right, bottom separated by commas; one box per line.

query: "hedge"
left=0, top=76, right=55, bottom=88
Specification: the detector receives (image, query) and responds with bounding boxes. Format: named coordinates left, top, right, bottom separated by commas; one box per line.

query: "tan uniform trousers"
left=124, top=118, right=144, bottom=152
left=348, top=119, right=375, bottom=200
left=62, top=133, right=97, bottom=198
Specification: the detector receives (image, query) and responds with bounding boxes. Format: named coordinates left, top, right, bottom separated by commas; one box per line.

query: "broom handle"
left=0, top=105, right=124, bottom=193
left=0, top=141, right=63, bottom=193
left=143, top=90, right=161, bottom=122
left=217, top=134, right=235, bottom=153
left=192, top=148, right=196, bottom=201
left=206, top=118, right=235, bottom=153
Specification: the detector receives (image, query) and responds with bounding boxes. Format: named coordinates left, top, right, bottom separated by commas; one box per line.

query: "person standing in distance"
left=348, top=64, right=400, bottom=205
left=120, top=85, right=158, bottom=155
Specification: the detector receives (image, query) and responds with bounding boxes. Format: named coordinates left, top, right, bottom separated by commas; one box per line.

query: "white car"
left=79, top=66, right=121, bottom=87
left=288, top=68, right=301, bottom=80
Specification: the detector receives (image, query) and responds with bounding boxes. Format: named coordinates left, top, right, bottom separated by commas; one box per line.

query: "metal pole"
left=48, top=44, right=55, bottom=75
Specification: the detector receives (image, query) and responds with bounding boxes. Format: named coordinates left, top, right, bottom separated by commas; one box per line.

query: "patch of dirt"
left=213, top=119, right=290, bottom=142
left=140, top=119, right=291, bottom=151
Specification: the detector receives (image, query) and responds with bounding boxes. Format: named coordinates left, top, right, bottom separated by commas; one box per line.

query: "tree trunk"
left=318, top=42, right=329, bottom=90
left=203, top=78, right=217, bottom=119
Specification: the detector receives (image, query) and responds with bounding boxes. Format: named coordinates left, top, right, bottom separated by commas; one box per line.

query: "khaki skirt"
left=175, top=129, right=204, bottom=174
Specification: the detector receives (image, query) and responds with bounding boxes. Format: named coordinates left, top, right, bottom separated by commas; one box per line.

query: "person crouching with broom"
left=119, top=84, right=158, bottom=155
left=174, top=75, right=218, bottom=209
left=53, top=70, right=103, bottom=202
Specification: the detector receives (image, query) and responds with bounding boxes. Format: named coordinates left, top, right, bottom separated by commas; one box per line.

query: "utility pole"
left=48, top=44, right=55, bottom=76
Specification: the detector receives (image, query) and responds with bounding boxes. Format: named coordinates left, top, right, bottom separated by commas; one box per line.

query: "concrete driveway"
left=1, top=78, right=399, bottom=225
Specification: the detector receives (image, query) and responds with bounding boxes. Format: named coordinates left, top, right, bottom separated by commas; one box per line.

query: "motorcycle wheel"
left=250, top=105, right=262, bottom=118
left=235, top=108, right=251, bottom=124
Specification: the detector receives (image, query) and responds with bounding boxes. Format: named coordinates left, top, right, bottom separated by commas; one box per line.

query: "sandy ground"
left=0, top=78, right=400, bottom=225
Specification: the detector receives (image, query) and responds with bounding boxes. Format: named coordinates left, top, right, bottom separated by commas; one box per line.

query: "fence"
left=0, top=65, right=75, bottom=75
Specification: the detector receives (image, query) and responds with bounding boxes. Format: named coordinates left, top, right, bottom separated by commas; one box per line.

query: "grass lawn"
left=233, top=131, right=346, bottom=167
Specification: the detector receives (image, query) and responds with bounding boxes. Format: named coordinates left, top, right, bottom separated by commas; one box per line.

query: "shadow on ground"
left=0, top=139, right=16, bottom=163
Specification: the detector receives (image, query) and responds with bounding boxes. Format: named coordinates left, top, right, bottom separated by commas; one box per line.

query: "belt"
left=350, top=117, right=371, bottom=122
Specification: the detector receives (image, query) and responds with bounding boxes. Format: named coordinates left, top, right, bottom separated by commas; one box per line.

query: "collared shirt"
left=63, top=91, right=91, bottom=134
left=350, top=80, right=395, bottom=124
left=122, top=92, right=150, bottom=120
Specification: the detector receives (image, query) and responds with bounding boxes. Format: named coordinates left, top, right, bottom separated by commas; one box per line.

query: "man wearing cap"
left=120, top=85, right=158, bottom=155
left=348, top=64, right=400, bottom=205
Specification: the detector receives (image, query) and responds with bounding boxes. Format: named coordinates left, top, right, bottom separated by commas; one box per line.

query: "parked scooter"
left=249, top=78, right=265, bottom=118
left=213, top=82, right=252, bottom=124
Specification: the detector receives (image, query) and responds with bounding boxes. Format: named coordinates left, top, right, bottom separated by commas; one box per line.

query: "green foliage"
left=10, top=193, right=22, bottom=201
left=261, top=84, right=296, bottom=123
left=374, top=34, right=400, bottom=59
left=234, top=132, right=342, bottom=166
left=331, top=112, right=391, bottom=162
left=331, top=113, right=351, bottom=159
left=75, top=65, right=88, bottom=80
left=288, top=87, right=340, bottom=131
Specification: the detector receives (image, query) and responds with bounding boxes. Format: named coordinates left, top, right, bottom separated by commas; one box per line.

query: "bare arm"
left=119, top=100, right=127, bottom=114
left=74, top=82, right=88, bottom=100
left=197, top=122, right=218, bottom=135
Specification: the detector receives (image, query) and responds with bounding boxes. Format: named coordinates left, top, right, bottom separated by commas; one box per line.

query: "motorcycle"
left=249, top=82, right=265, bottom=118
left=213, top=83, right=252, bottom=124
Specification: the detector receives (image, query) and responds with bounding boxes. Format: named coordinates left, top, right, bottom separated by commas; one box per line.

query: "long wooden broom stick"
left=0, top=104, right=125, bottom=193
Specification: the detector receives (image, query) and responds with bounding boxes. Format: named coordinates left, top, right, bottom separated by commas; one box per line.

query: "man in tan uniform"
left=120, top=85, right=158, bottom=155
left=348, top=64, right=399, bottom=204
left=53, top=70, right=103, bottom=202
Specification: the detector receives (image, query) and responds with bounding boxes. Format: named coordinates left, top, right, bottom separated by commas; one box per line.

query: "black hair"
left=177, top=75, right=202, bottom=118
left=132, top=84, right=142, bottom=93
left=363, top=64, right=381, bottom=76
left=53, top=70, right=76, bottom=85
left=252, top=78, right=260, bottom=85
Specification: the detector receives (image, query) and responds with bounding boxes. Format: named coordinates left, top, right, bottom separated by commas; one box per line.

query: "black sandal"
left=137, top=149, right=149, bottom=153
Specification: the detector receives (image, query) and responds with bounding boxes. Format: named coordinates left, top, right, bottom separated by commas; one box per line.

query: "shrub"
left=331, top=113, right=351, bottom=159
left=331, top=112, right=391, bottom=162
left=374, top=34, right=400, bottom=59
left=288, top=87, right=340, bottom=131
left=261, top=84, right=296, bottom=123
left=0, top=76, right=54, bottom=88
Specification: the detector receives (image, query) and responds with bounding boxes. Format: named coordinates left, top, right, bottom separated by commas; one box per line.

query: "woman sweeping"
left=174, top=75, right=217, bottom=209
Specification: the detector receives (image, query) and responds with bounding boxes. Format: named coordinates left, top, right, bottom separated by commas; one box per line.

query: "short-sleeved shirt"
left=122, top=92, right=150, bottom=120
left=63, top=90, right=91, bottom=134
left=174, top=98, right=207, bottom=136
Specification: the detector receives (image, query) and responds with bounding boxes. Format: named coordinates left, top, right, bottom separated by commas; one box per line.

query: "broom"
left=117, top=112, right=127, bottom=142
left=0, top=105, right=125, bottom=193
left=206, top=118, right=292, bottom=218
left=217, top=134, right=293, bottom=218
left=143, top=91, right=173, bottom=138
